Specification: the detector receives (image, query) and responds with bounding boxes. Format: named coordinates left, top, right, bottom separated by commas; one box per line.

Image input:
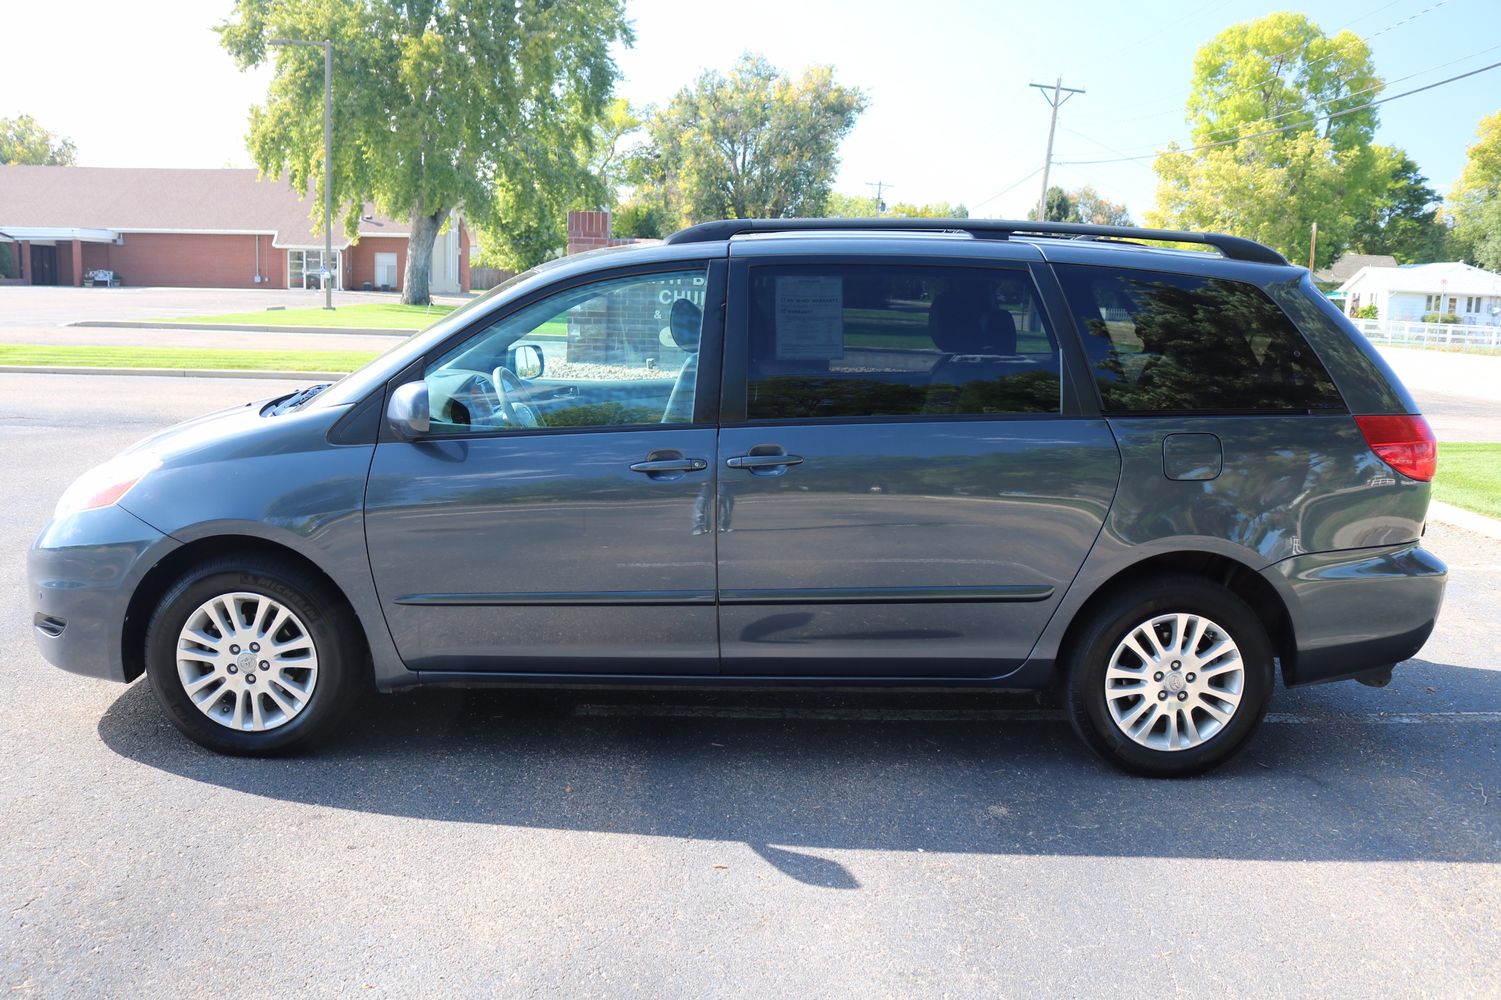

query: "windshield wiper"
left=265, top=383, right=332, bottom=416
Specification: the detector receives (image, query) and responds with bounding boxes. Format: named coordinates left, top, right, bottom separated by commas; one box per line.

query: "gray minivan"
left=28, top=219, right=1446, bottom=775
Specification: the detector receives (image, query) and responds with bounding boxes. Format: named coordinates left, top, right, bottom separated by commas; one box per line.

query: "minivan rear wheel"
left=144, top=555, right=362, bottom=755
left=1064, top=576, right=1273, bottom=777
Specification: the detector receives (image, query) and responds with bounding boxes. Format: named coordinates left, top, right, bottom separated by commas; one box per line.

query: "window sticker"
left=774, top=276, right=844, bottom=360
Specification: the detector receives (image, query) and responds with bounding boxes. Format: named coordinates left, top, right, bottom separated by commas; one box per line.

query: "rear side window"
left=1054, top=264, right=1344, bottom=414
left=743, top=264, right=1062, bottom=421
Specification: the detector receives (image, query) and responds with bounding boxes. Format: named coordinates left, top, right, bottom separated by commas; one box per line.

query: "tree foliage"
left=1347, top=146, right=1447, bottom=263
left=1028, top=186, right=1131, bottom=225
left=1, top=114, right=77, bottom=166
left=821, top=192, right=967, bottom=218
left=1450, top=110, right=1501, bottom=271
left=632, top=55, right=867, bottom=228
left=219, top=0, right=630, bottom=302
left=1148, top=12, right=1386, bottom=267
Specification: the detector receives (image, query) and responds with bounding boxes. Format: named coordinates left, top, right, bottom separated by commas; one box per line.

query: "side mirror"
left=508, top=343, right=545, bottom=380
left=386, top=380, right=430, bottom=438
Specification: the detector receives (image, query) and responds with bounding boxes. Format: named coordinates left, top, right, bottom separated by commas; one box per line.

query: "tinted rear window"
left=1054, top=264, right=1344, bottom=414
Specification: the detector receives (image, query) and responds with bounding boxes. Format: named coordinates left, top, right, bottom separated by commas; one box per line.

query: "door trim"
left=394, top=590, right=716, bottom=606
left=719, top=585, right=1055, bottom=604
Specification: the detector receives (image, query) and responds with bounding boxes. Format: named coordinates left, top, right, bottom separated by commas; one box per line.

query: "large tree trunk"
left=401, top=207, right=448, bottom=306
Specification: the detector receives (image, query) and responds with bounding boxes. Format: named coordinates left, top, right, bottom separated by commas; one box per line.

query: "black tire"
left=144, top=554, right=363, bottom=755
left=1064, top=575, right=1274, bottom=777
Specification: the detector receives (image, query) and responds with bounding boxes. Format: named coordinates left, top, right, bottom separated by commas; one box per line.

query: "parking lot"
left=2, top=370, right=1499, bottom=997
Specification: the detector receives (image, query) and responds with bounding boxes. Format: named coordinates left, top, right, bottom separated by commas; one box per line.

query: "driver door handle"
left=629, top=449, right=708, bottom=480
left=630, top=458, right=709, bottom=473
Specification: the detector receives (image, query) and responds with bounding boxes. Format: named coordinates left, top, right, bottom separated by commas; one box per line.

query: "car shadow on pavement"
left=97, top=658, right=1501, bottom=874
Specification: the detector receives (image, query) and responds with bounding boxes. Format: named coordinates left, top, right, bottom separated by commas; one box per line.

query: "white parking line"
left=570, top=704, right=1501, bottom=725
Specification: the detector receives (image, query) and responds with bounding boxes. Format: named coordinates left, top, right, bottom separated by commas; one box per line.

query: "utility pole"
left=866, top=180, right=892, bottom=215
left=1030, top=76, right=1085, bottom=221
left=1308, top=221, right=1319, bottom=272
left=270, top=37, right=335, bottom=310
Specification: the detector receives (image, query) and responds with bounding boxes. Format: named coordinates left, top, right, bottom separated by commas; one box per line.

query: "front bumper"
left=28, top=505, right=180, bottom=682
left=1264, top=541, right=1447, bottom=686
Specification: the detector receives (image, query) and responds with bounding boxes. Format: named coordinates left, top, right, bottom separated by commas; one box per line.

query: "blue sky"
left=8, top=0, right=1498, bottom=221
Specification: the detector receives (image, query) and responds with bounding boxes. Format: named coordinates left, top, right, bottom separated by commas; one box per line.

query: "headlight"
left=54, top=451, right=162, bottom=520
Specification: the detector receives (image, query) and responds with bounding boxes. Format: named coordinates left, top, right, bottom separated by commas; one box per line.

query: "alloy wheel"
left=1103, top=612, right=1245, bottom=752
left=175, top=592, right=319, bottom=732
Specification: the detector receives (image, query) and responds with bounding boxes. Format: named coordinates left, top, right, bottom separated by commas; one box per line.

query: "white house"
left=1338, top=261, right=1501, bottom=325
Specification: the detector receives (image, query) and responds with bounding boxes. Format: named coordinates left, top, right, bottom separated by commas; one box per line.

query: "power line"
left=970, top=166, right=1043, bottom=213
left=1056, top=57, right=1501, bottom=166
left=1109, top=0, right=1457, bottom=125
left=1160, top=39, right=1501, bottom=144
left=865, top=180, right=893, bottom=214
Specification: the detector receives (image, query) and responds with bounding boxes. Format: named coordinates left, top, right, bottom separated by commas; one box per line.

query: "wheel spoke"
left=1123, top=633, right=1158, bottom=668
left=1164, top=706, right=1180, bottom=749
left=1181, top=616, right=1205, bottom=657
left=1180, top=708, right=1201, bottom=747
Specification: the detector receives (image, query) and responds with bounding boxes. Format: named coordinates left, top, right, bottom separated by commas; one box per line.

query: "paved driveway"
left=2, top=373, right=1499, bottom=998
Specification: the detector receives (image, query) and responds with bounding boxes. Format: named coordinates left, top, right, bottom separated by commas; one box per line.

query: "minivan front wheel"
left=1064, top=577, right=1274, bottom=777
left=144, top=556, right=361, bottom=755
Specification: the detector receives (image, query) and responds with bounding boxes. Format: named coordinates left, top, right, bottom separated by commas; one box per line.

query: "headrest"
left=669, top=298, right=702, bottom=352
left=929, top=289, right=1019, bottom=355
left=977, top=309, right=1017, bottom=354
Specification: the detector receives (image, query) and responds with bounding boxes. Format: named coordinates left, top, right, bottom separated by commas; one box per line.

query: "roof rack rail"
left=662, top=218, right=1289, bottom=265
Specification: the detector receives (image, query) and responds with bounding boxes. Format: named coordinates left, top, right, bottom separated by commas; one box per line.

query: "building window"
left=1466, top=296, right=1481, bottom=314
left=1425, top=294, right=1440, bottom=312
left=289, top=249, right=341, bottom=290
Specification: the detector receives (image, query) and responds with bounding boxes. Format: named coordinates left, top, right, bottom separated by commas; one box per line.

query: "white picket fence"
left=1354, top=319, right=1501, bottom=350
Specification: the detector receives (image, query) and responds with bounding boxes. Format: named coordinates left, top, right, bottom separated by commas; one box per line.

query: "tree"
left=634, top=55, right=867, bottom=227
left=1450, top=110, right=1501, bottom=271
left=1072, top=186, right=1132, bottom=226
left=219, top=0, right=631, bottom=304
left=1147, top=12, right=1387, bottom=268
left=1, top=114, right=77, bottom=165
left=1348, top=146, right=1447, bottom=262
left=821, top=193, right=967, bottom=218
left=1028, top=185, right=1131, bottom=225
left=1028, top=186, right=1075, bottom=222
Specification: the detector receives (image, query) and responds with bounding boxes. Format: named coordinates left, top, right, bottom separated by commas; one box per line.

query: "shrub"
left=1421, top=312, right=1462, bottom=324
left=0, top=243, right=13, bottom=279
left=1354, top=303, right=1379, bottom=319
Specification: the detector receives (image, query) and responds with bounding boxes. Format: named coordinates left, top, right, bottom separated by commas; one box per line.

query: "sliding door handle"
left=726, top=447, right=804, bottom=476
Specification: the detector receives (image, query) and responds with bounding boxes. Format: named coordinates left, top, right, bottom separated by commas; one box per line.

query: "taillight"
left=1354, top=414, right=1437, bottom=482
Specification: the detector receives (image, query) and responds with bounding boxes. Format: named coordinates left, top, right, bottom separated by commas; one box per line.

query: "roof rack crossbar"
left=662, top=218, right=1288, bottom=265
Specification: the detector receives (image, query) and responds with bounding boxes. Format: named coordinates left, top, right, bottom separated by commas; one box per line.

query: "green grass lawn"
left=0, top=344, right=381, bottom=373
left=1434, top=443, right=1501, bottom=520
left=154, top=303, right=456, bottom=329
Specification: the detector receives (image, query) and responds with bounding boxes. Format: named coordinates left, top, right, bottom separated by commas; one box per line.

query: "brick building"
left=0, top=165, right=469, bottom=293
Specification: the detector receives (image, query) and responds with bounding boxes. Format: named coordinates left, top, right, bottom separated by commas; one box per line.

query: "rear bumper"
left=1264, top=541, right=1447, bottom=687
left=27, top=505, right=179, bottom=683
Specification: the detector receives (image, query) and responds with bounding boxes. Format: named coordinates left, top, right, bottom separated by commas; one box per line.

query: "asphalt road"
left=2, top=373, right=1499, bottom=998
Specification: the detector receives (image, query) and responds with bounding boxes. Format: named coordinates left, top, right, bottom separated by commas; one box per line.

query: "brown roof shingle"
left=0, top=165, right=408, bottom=247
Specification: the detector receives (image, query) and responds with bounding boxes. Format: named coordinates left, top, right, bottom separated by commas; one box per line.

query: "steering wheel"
left=490, top=366, right=542, bottom=428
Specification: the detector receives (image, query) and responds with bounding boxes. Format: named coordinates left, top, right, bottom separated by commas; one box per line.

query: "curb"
left=0, top=365, right=342, bottom=381
left=69, top=320, right=412, bottom=337
left=1427, top=500, right=1501, bottom=541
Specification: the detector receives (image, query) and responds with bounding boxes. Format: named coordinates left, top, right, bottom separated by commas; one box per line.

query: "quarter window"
left=422, top=268, right=709, bottom=434
left=742, top=265, right=1062, bottom=421
left=1054, top=264, right=1344, bottom=414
